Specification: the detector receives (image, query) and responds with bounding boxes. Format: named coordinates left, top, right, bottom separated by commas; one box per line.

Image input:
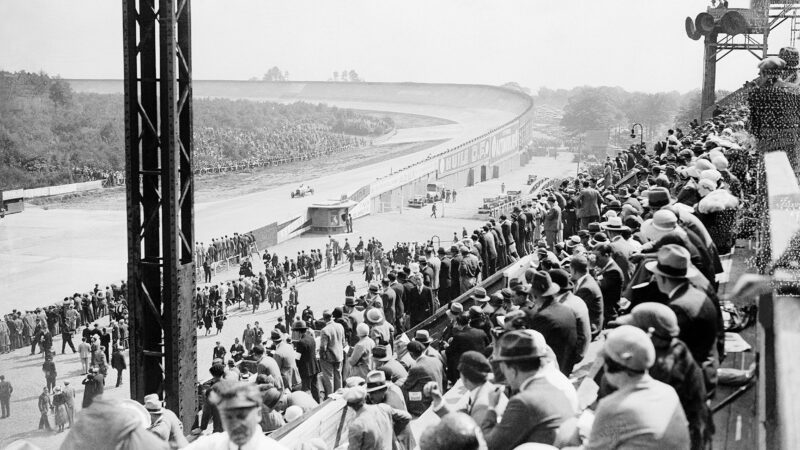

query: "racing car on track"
left=290, top=184, right=314, bottom=198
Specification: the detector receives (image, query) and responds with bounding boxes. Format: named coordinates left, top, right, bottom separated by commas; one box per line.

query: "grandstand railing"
left=757, top=150, right=800, bottom=450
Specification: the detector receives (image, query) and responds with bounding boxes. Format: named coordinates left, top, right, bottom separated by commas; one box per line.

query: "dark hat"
left=270, top=330, right=283, bottom=341
left=292, top=320, right=308, bottom=331
left=529, top=271, right=560, bottom=297
left=547, top=269, right=574, bottom=291
left=587, top=222, right=602, bottom=234
left=372, top=344, right=392, bottom=362
left=645, top=187, right=674, bottom=209
left=414, top=330, right=433, bottom=345
left=589, top=232, right=609, bottom=248
left=457, top=351, right=492, bottom=380
left=493, top=330, right=548, bottom=362
left=509, top=278, right=529, bottom=294
left=262, top=387, right=282, bottom=409
left=407, top=340, right=426, bottom=355
left=468, top=305, right=483, bottom=320
left=578, top=229, right=591, bottom=238
left=645, top=244, right=700, bottom=279
left=470, top=287, right=489, bottom=303
left=437, top=247, right=446, bottom=255
left=345, top=297, right=356, bottom=307
left=617, top=186, right=631, bottom=198
left=418, top=256, right=427, bottom=264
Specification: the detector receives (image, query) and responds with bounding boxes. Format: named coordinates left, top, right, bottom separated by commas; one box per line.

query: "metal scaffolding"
left=122, top=0, right=197, bottom=429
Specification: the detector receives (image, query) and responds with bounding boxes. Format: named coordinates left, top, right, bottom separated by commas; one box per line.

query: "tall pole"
left=123, top=0, right=197, bottom=430
left=700, top=31, right=719, bottom=121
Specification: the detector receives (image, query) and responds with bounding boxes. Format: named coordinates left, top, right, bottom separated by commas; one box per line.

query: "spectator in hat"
left=379, top=277, right=399, bottom=328
left=366, top=307, right=394, bottom=348
left=601, top=216, right=634, bottom=285
left=372, top=344, right=408, bottom=386
left=458, top=246, right=481, bottom=294
left=348, top=323, right=375, bottom=380
left=419, top=412, right=487, bottom=450
left=591, top=243, right=624, bottom=325
left=426, top=351, right=500, bottom=427
left=548, top=269, right=591, bottom=363
left=481, top=330, right=575, bottom=449
left=646, top=244, right=719, bottom=391
left=615, top=303, right=712, bottom=450
left=585, top=326, right=690, bottom=449
left=442, top=302, right=465, bottom=342
left=525, top=271, right=579, bottom=375
left=575, top=180, right=602, bottom=229
left=110, top=345, right=127, bottom=388
left=145, top=393, right=189, bottom=449
left=271, top=329, right=301, bottom=392
left=250, top=345, right=283, bottom=391
left=292, top=320, right=321, bottom=402
left=445, top=313, right=490, bottom=385
left=543, top=196, right=561, bottom=252
left=259, top=387, right=285, bottom=432
left=185, top=381, right=289, bottom=449
left=406, top=273, right=435, bottom=327
left=403, top=340, right=444, bottom=416
left=319, top=310, right=345, bottom=397
left=366, top=369, right=415, bottom=449
left=343, top=383, right=411, bottom=450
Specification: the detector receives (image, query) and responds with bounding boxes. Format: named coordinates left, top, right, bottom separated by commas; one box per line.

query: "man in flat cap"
left=184, top=380, right=289, bottom=449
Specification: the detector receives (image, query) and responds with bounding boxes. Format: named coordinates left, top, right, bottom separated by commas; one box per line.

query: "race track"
left=0, top=81, right=530, bottom=312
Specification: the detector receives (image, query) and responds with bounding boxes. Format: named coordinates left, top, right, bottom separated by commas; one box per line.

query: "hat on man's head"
left=372, top=344, right=393, bottom=362
left=356, top=323, right=370, bottom=337
left=342, top=385, right=367, bottom=404
left=144, top=394, right=163, bottom=412
left=470, top=287, right=489, bottom=303
left=208, top=380, right=262, bottom=410
left=345, top=297, right=356, bottom=307
left=617, top=186, right=631, bottom=199
left=262, top=387, right=282, bottom=409
left=577, top=229, right=590, bottom=239
left=447, top=302, right=464, bottom=317
left=529, top=271, right=560, bottom=297
left=616, top=302, right=680, bottom=339
left=270, top=330, right=283, bottom=342
left=547, top=269, right=574, bottom=292
left=345, top=376, right=366, bottom=388
left=365, top=308, right=384, bottom=325
left=603, top=325, right=656, bottom=372
left=292, top=320, right=308, bottom=331
left=509, top=278, right=529, bottom=294
left=366, top=370, right=388, bottom=392
left=601, top=216, right=630, bottom=232
left=493, top=330, right=549, bottom=362
left=457, top=351, right=492, bottom=380
left=645, top=243, right=700, bottom=279
left=406, top=340, right=426, bottom=356
left=368, top=282, right=379, bottom=292
left=587, top=222, right=602, bottom=234
left=589, top=232, right=609, bottom=248
left=641, top=209, right=678, bottom=243
left=414, top=329, right=433, bottom=345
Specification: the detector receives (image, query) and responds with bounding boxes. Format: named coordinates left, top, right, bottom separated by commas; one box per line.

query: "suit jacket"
left=256, top=355, right=284, bottom=390
left=445, top=326, right=489, bottom=383
left=272, top=341, right=301, bottom=390
left=319, top=321, right=345, bottom=363
left=482, top=230, right=498, bottom=258
left=527, top=301, right=579, bottom=375
left=596, top=260, right=624, bottom=323
left=390, top=282, right=405, bottom=316
left=406, top=286, right=435, bottom=327
left=609, top=235, right=634, bottom=285
left=575, top=187, right=602, bottom=218
left=574, top=274, right=604, bottom=334
left=438, top=257, right=452, bottom=293
left=380, top=288, right=399, bottom=326
left=403, top=354, right=444, bottom=416
left=295, top=333, right=320, bottom=378
left=379, top=359, right=409, bottom=387
left=543, top=205, right=561, bottom=232
left=669, top=283, right=719, bottom=366
left=556, top=292, right=591, bottom=363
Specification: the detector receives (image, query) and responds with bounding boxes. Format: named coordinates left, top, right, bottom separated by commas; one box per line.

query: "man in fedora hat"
left=585, top=326, right=690, bottom=449
left=575, top=180, right=602, bottom=230
left=481, top=330, right=575, bottom=449
left=601, top=216, right=634, bottom=284
left=271, top=329, right=301, bottom=392
left=186, top=381, right=289, bottom=449
left=646, top=244, right=719, bottom=388
left=372, top=344, right=408, bottom=386
left=591, top=243, right=624, bottom=325
left=549, top=269, right=591, bottom=363
left=406, top=273, right=435, bottom=328
left=403, top=340, right=444, bottom=416
left=525, top=271, right=579, bottom=376
left=366, top=370, right=406, bottom=411
left=343, top=383, right=411, bottom=450
left=445, top=313, right=490, bottom=385
left=319, top=310, right=345, bottom=397
left=292, top=320, right=321, bottom=402
left=145, top=394, right=189, bottom=449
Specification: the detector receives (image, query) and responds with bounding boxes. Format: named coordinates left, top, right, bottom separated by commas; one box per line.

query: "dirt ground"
left=30, top=139, right=447, bottom=211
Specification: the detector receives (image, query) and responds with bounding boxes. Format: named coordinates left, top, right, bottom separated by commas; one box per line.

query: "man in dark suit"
left=592, top=243, right=624, bottom=325
left=437, top=248, right=452, bottom=303
left=570, top=254, right=604, bottom=336
left=481, top=226, right=497, bottom=275
left=406, top=274, right=435, bottom=328
left=524, top=271, right=579, bottom=375
left=388, top=272, right=405, bottom=331
left=444, top=313, right=489, bottom=384
left=403, top=341, right=444, bottom=416
left=602, top=216, right=634, bottom=286
left=574, top=180, right=602, bottom=229
left=293, top=320, right=321, bottom=402
left=514, top=207, right=528, bottom=256
left=646, top=244, right=719, bottom=389
left=449, top=246, right=462, bottom=299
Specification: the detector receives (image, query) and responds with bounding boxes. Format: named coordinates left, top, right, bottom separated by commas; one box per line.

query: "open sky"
left=0, top=0, right=786, bottom=93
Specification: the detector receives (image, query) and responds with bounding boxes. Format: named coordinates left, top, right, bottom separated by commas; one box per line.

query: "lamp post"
left=575, top=136, right=584, bottom=177
left=630, top=123, right=644, bottom=147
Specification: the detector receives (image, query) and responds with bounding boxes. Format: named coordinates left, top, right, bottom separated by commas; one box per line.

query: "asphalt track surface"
left=0, top=93, right=518, bottom=314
